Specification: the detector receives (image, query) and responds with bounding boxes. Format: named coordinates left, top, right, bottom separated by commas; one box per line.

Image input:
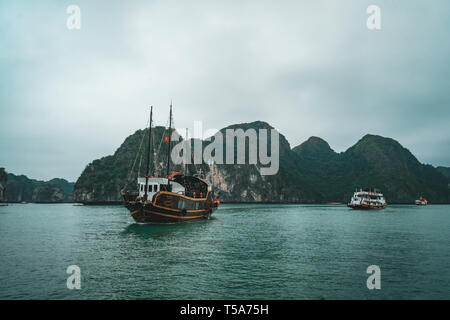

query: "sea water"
left=0, top=203, right=449, bottom=299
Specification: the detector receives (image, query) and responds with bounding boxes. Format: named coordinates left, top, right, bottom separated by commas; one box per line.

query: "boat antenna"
left=144, top=106, right=153, bottom=201
left=166, top=102, right=173, bottom=186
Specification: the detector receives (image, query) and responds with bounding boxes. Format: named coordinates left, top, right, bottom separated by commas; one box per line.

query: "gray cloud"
left=0, top=0, right=449, bottom=181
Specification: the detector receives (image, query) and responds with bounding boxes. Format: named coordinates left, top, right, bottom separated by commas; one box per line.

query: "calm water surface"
left=0, top=203, right=449, bottom=299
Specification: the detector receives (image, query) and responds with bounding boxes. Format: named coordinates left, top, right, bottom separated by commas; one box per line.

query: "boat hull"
left=130, top=204, right=214, bottom=223
left=124, top=191, right=217, bottom=224
left=347, top=203, right=387, bottom=210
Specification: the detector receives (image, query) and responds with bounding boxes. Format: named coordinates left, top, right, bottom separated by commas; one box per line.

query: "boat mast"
left=144, top=106, right=153, bottom=201
left=185, top=128, right=188, bottom=175
left=166, top=103, right=173, bottom=186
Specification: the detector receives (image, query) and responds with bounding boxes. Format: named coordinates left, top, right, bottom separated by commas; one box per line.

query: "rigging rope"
left=124, top=118, right=149, bottom=188
left=154, top=116, right=170, bottom=174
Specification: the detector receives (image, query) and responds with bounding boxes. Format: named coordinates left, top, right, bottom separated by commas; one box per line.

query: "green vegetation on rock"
left=73, top=122, right=449, bottom=204
left=3, top=172, right=74, bottom=203
left=293, top=134, right=449, bottom=203
left=0, top=168, right=7, bottom=202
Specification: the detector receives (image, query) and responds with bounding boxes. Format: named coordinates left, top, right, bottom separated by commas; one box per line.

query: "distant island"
left=0, top=168, right=74, bottom=203
left=1, top=121, right=449, bottom=205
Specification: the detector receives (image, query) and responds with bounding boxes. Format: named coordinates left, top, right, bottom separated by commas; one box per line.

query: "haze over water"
left=0, top=204, right=449, bottom=299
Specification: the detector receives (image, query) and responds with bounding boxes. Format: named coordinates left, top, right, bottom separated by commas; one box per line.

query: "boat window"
left=140, top=184, right=143, bottom=192
left=148, top=185, right=152, bottom=192
left=178, top=199, right=186, bottom=209
left=154, top=185, right=158, bottom=191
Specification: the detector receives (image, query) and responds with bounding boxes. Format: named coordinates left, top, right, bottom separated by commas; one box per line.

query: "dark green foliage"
left=437, top=166, right=450, bottom=180
left=293, top=134, right=449, bottom=203
left=436, top=166, right=450, bottom=191
left=73, top=123, right=450, bottom=204
left=0, top=168, right=7, bottom=202
left=4, top=172, right=74, bottom=202
left=74, top=126, right=184, bottom=202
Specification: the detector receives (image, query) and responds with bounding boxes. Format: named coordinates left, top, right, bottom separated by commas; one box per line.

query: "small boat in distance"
left=415, top=197, right=428, bottom=205
left=121, top=104, right=220, bottom=223
left=347, top=188, right=387, bottom=210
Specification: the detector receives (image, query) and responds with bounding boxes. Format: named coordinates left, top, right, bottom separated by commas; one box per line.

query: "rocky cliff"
left=4, top=172, right=74, bottom=203
left=437, top=166, right=450, bottom=181
left=74, top=126, right=183, bottom=202
left=437, top=166, right=450, bottom=189
left=293, top=134, right=449, bottom=203
left=199, top=121, right=321, bottom=202
left=73, top=121, right=449, bottom=204
left=0, top=168, right=7, bottom=202
left=73, top=123, right=319, bottom=202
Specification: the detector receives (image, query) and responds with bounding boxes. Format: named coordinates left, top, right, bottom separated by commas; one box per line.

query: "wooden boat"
left=121, top=104, right=219, bottom=223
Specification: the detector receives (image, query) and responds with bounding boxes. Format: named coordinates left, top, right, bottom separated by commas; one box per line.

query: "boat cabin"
left=137, top=174, right=210, bottom=201
left=137, top=177, right=183, bottom=200
left=349, top=188, right=386, bottom=206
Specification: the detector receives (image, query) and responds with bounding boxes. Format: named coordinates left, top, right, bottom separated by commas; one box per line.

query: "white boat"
left=415, top=197, right=428, bottom=205
left=347, top=188, right=387, bottom=210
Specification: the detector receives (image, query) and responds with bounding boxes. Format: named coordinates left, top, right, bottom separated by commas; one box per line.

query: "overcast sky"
left=0, top=0, right=449, bottom=182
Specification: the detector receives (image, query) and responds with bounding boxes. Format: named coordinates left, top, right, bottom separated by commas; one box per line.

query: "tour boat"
left=415, top=197, right=428, bottom=205
left=347, top=188, right=387, bottom=210
left=121, top=105, right=220, bottom=223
